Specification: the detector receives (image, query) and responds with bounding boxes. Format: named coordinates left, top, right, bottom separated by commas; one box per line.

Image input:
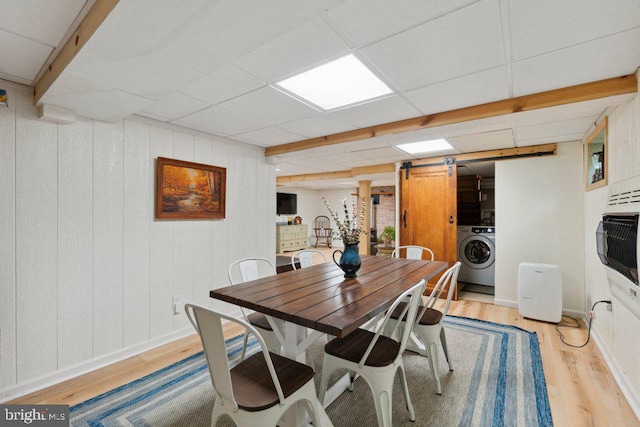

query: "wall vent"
left=606, top=177, right=640, bottom=212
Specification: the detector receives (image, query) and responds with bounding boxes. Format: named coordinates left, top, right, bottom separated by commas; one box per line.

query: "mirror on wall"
left=585, top=117, right=608, bottom=191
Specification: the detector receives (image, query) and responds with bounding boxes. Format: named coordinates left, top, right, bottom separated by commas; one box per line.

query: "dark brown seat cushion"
left=230, top=352, right=314, bottom=412
left=247, top=312, right=273, bottom=331
left=390, top=302, right=443, bottom=326
left=324, top=328, right=400, bottom=367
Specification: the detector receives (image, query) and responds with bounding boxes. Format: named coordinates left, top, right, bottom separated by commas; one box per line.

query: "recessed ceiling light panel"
left=275, top=54, right=392, bottom=110
left=396, top=138, right=454, bottom=154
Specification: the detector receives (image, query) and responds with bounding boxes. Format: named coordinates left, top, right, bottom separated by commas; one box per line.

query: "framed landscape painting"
left=156, top=157, right=226, bottom=219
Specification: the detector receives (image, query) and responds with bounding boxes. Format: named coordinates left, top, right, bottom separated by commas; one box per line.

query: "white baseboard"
left=492, top=298, right=584, bottom=320
left=492, top=298, right=517, bottom=308
left=1, top=327, right=194, bottom=403
left=591, top=328, right=640, bottom=422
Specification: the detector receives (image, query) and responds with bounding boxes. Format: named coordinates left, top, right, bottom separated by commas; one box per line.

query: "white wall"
left=494, top=142, right=585, bottom=314
left=585, top=87, right=640, bottom=416
left=0, top=85, right=275, bottom=398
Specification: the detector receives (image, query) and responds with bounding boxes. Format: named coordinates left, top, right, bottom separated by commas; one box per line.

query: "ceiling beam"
left=265, top=74, right=637, bottom=157
left=34, top=0, right=120, bottom=104
left=407, top=143, right=557, bottom=167
left=276, top=163, right=394, bottom=184
left=276, top=143, right=557, bottom=184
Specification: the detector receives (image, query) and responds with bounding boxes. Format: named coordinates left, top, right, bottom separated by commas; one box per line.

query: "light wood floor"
left=8, top=248, right=639, bottom=426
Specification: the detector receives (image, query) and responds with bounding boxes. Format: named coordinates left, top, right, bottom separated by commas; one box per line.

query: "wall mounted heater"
left=597, top=175, right=640, bottom=320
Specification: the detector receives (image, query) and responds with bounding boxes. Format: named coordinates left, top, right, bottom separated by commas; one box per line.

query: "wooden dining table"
left=209, top=255, right=447, bottom=426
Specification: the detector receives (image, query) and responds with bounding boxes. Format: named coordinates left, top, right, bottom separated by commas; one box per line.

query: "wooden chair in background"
left=313, top=215, right=332, bottom=248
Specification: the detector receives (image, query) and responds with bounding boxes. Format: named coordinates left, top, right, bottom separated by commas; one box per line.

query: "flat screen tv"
left=277, top=192, right=297, bottom=215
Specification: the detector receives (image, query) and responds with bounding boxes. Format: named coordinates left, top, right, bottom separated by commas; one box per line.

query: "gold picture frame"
left=585, top=117, right=608, bottom=191
left=156, top=157, right=226, bottom=219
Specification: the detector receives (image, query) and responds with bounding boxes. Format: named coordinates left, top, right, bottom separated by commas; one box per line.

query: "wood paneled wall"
left=0, top=87, right=275, bottom=393
left=585, top=88, right=640, bottom=414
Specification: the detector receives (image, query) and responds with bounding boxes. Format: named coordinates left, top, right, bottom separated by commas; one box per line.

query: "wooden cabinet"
left=457, top=175, right=481, bottom=225
left=276, top=225, right=308, bottom=253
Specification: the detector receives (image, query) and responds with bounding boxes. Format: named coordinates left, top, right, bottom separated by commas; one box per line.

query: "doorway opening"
left=457, top=162, right=496, bottom=302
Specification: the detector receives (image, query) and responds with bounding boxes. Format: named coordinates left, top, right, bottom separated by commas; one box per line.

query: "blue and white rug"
left=70, top=316, right=552, bottom=426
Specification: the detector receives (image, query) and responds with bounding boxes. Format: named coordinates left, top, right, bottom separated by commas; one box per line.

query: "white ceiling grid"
left=0, top=0, right=639, bottom=188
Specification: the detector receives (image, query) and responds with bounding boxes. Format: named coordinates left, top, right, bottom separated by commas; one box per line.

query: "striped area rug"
left=70, top=316, right=552, bottom=426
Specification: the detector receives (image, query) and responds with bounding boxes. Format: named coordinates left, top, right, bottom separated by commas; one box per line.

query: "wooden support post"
left=358, top=181, right=371, bottom=256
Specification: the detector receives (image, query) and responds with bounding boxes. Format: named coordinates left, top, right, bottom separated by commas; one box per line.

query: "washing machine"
left=458, top=226, right=496, bottom=286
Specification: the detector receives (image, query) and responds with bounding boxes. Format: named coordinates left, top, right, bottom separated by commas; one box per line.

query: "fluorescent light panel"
left=396, top=138, right=453, bottom=154
left=275, top=54, right=392, bottom=110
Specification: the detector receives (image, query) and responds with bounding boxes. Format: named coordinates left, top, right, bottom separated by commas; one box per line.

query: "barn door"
left=399, top=161, right=458, bottom=299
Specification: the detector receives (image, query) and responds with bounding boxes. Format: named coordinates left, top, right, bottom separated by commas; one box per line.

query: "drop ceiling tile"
left=0, top=0, right=87, bottom=46
left=233, top=18, right=350, bottom=82
left=517, top=134, right=584, bottom=147
left=352, top=146, right=408, bottom=161
left=277, top=163, right=324, bottom=175
left=442, top=122, right=513, bottom=139
left=510, top=0, right=640, bottom=60
left=277, top=115, right=356, bottom=138
left=336, top=159, right=380, bottom=168
left=336, top=138, right=391, bottom=152
left=43, top=89, right=154, bottom=122
left=516, top=116, right=596, bottom=141
left=180, top=64, right=265, bottom=105
left=361, top=0, right=505, bottom=91
left=217, top=86, right=319, bottom=126
left=332, top=152, right=370, bottom=165
left=0, top=29, right=52, bottom=82
left=285, top=158, right=347, bottom=172
left=174, top=106, right=266, bottom=136
left=325, top=0, right=478, bottom=47
left=447, top=129, right=514, bottom=152
left=232, top=127, right=304, bottom=146
left=404, top=67, right=509, bottom=115
left=67, top=1, right=344, bottom=100
left=512, top=104, right=605, bottom=127
left=39, top=72, right=156, bottom=121
left=141, top=93, right=211, bottom=121
left=512, top=28, right=640, bottom=96
left=328, top=95, right=421, bottom=128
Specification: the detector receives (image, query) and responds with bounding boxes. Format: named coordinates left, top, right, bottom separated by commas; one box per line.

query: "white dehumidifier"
left=517, top=262, right=562, bottom=323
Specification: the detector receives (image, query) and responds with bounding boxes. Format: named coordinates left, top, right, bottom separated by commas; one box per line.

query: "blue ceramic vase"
left=333, top=241, right=361, bottom=278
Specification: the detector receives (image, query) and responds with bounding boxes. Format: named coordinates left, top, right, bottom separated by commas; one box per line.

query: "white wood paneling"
left=226, top=144, right=244, bottom=285
left=149, top=127, right=174, bottom=338
left=210, top=138, right=230, bottom=313
left=15, top=91, right=58, bottom=381
left=171, top=132, right=195, bottom=331
left=587, top=90, right=640, bottom=407
left=0, top=97, right=277, bottom=397
left=57, top=118, right=93, bottom=368
left=0, top=87, right=17, bottom=388
left=123, top=120, right=151, bottom=347
left=256, top=155, right=275, bottom=258
left=192, top=136, right=214, bottom=307
left=242, top=149, right=258, bottom=256
left=92, top=120, right=125, bottom=357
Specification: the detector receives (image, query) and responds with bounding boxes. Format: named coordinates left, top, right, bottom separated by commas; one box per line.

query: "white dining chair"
left=318, top=279, right=426, bottom=427
left=291, top=249, right=327, bottom=270
left=391, top=245, right=435, bottom=261
left=185, top=304, right=326, bottom=427
left=389, top=261, right=461, bottom=395
left=228, top=257, right=280, bottom=359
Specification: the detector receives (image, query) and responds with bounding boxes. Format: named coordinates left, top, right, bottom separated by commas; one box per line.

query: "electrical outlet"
left=173, top=295, right=182, bottom=315
left=606, top=302, right=613, bottom=312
